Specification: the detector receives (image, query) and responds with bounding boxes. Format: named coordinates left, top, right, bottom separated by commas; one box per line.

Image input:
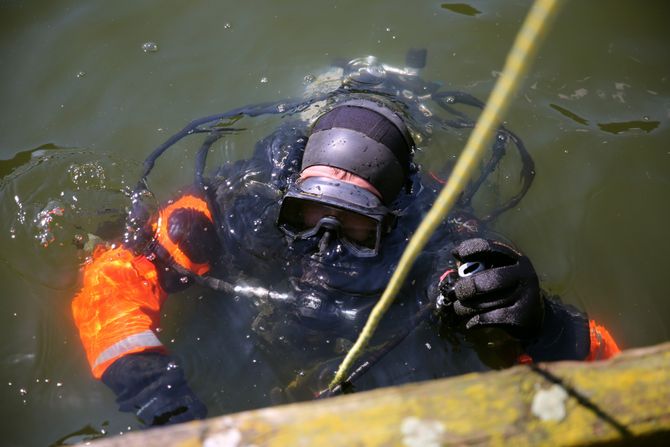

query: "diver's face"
left=278, top=197, right=384, bottom=258
left=301, top=204, right=379, bottom=255
left=284, top=202, right=402, bottom=297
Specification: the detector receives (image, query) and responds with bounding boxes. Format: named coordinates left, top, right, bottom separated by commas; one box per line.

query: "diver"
left=71, top=59, right=620, bottom=427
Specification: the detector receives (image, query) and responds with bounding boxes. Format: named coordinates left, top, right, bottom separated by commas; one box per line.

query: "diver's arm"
left=437, top=238, right=620, bottom=362
left=520, top=295, right=620, bottom=362
left=72, top=244, right=169, bottom=379
left=71, top=193, right=218, bottom=424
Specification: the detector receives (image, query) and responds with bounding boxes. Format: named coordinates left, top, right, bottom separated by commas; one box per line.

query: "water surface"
left=1, top=1, right=669, bottom=445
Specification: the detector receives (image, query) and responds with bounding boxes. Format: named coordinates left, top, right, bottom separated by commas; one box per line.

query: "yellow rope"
left=329, top=0, right=563, bottom=389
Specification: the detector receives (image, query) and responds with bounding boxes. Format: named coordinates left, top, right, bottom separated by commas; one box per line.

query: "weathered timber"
left=85, top=342, right=670, bottom=446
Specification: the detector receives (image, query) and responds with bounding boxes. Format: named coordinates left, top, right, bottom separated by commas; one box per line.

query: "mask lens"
left=277, top=196, right=313, bottom=233
left=278, top=197, right=380, bottom=251
left=338, top=212, right=378, bottom=249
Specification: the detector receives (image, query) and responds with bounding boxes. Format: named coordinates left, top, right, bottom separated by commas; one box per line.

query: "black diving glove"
left=437, top=238, right=544, bottom=340
left=102, top=352, right=207, bottom=426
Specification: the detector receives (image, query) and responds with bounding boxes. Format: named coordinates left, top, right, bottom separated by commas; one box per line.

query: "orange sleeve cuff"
left=72, top=245, right=167, bottom=378
left=586, top=320, right=621, bottom=361
left=152, top=194, right=213, bottom=276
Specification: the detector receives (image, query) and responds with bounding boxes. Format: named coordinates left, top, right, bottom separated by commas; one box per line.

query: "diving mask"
left=277, top=177, right=394, bottom=257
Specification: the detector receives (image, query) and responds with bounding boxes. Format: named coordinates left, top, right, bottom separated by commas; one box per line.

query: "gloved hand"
left=102, top=352, right=207, bottom=426
left=437, top=238, right=543, bottom=340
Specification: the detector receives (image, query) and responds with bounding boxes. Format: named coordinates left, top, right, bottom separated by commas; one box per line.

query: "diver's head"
left=277, top=98, right=415, bottom=257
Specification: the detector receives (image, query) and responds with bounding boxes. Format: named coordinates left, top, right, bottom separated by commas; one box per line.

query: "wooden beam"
left=87, top=342, right=670, bottom=446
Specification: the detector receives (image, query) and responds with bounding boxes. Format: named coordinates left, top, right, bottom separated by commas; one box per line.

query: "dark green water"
left=1, top=1, right=668, bottom=445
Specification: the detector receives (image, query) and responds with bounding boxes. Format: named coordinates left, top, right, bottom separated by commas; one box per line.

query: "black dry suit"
left=143, top=99, right=529, bottom=403
left=91, top=58, right=612, bottom=428
left=123, top=62, right=544, bottom=406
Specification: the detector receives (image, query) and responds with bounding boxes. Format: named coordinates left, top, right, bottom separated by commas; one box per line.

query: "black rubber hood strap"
left=302, top=99, right=414, bottom=203
left=302, top=128, right=405, bottom=203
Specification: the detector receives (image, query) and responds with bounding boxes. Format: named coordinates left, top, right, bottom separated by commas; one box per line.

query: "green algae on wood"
left=84, top=342, right=670, bottom=447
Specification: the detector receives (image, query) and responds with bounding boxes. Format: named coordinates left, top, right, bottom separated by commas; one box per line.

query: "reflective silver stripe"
left=92, top=330, right=163, bottom=370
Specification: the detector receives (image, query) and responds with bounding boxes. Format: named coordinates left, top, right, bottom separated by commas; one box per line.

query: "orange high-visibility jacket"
left=72, top=194, right=621, bottom=379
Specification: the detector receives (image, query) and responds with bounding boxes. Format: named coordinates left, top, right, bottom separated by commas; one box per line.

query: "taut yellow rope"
left=330, top=0, right=563, bottom=389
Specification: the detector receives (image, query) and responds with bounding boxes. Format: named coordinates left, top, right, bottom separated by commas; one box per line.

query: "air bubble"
left=141, top=42, right=159, bottom=53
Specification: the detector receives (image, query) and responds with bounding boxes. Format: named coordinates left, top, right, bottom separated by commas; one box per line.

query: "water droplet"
left=223, top=22, right=232, bottom=29
left=303, top=74, right=315, bottom=85
left=19, top=388, right=27, bottom=396
left=76, top=71, right=86, bottom=78
left=56, top=382, right=63, bottom=387
left=141, top=41, right=159, bottom=53
left=179, top=276, right=189, bottom=284
left=260, top=77, right=269, bottom=84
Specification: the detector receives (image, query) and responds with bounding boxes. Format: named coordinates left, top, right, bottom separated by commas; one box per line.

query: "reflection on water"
left=1, top=0, right=669, bottom=445
left=48, top=423, right=106, bottom=447
left=550, top=104, right=590, bottom=126
left=440, top=3, right=482, bottom=17
left=597, top=120, right=660, bottom=134
left=550, top=103, right=661, bottom=133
